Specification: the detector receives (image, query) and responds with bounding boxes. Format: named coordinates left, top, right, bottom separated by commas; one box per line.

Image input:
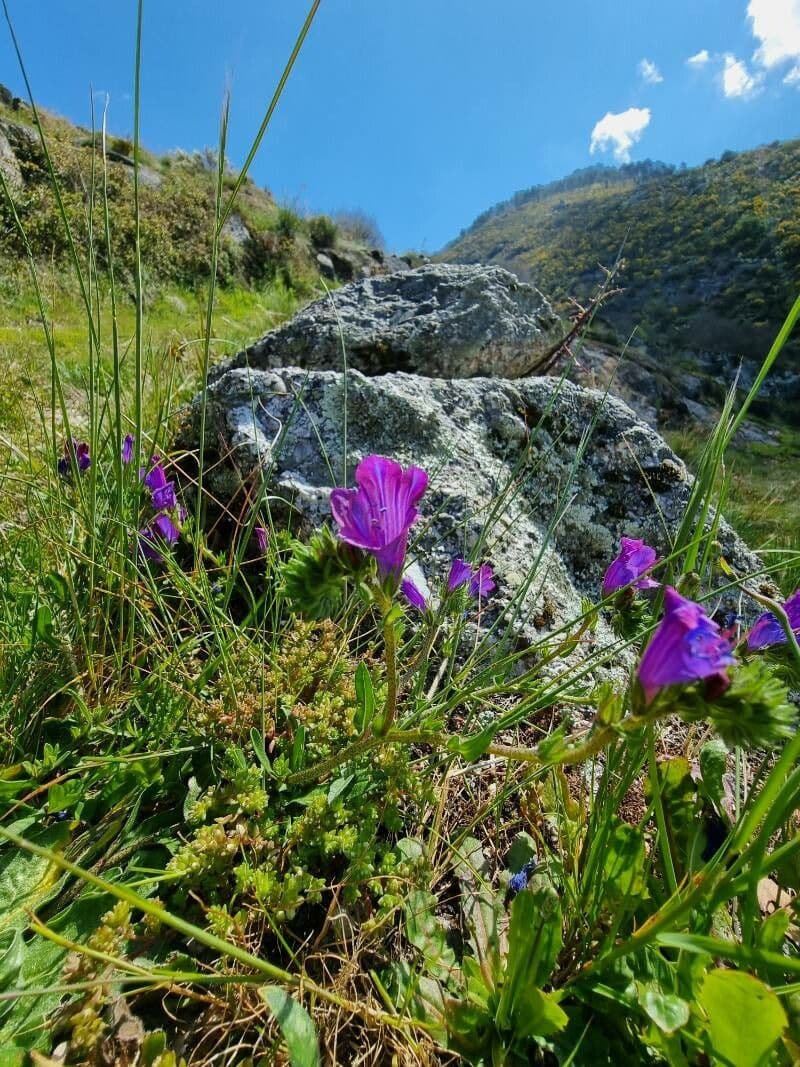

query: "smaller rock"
left=316, top=252, right=336, bottom=279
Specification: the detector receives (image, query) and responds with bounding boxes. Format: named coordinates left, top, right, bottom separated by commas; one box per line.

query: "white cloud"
left=785, top=63, right=800, bottom=84
left=686, top=49, right=710, bottom=67
left=589, top=107, right=651, bottom=163
left=639, top=58, right=663, bottom=84
left=748, top=0, right=800, bottom=70
left=721, top=53, right=762, bottom=97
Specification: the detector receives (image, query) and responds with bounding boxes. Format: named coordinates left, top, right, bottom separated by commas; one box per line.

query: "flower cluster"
left=329, top=454, right=496, bottom=615
left=595, top=537, right=796, bottom=746
left=138, top=457, right=183, bottom=562
left=57, top=439, right=91, bottom=478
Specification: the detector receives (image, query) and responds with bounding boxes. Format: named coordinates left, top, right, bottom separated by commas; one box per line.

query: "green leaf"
left=290, top=725, right=306, bottom=771
left=497, top=886, right=563, bottom=1034
left=699, top=738, right=728, bottom=812
left=454, top=838, right=500, bottom=975
left=327, top=774, right=354, bottom=806
left=43, top=571, right=70, bottom=604
left=47, top=780, right=84, bottom=813
left=353, top=662, right=375, bottom=733
left=698, top=969, right=786, bottom=1067
left=757, top=908, right=791, bottom=955
left=404, top=890, right=457, bottom=982
left=640, top=984, right=690, bottom=1034
left=31, top=604, right=55, bottom=648
left=510, top=985, right=568, bottom=1039
left=506, top=832, right=537, bottom=874
left=250, top=728, right=271, bottom=772
left=260, top=986, right=320, bottom=1067
left=600, top=819, right=648, bottom=906
left=446, top=724, right=497, bottom=761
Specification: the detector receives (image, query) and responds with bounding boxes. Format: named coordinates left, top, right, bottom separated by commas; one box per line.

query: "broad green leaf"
left=260, top=986, right=320, bottom=1067
left=640, top=984, right=690, bottom=1034
left=444, top=997, right=495, bottom=1062
left=43, top=571, right=70, bottom=604
left=511, top=984, right=569, bottom=1039
left=0, top=824, right=70, bottom=939
left=497, top=887, right=563, bottom=1031
left=698, top=969, right=786, bottom=1067
left=250, top=728, right=272, bottom=772
left=506, top=832, right=537, bottom=874
left=353, top=661, right=375, bottom=733
left=699, top=738, right=728, bottom=812
left=327, top=774, right=354, bottom=806
left=601, top=820, right=647, bottom=906
left=47, top=780, right=84, bottom=812
left=404, top=890, right=457, bottom=981
left=31, top=604, right=55, bottom=647
left=454, top=838, right=500, bottom=976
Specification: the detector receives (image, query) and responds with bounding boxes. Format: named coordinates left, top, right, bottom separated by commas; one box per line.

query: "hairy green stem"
left=376, top=610, right=399, bottom=736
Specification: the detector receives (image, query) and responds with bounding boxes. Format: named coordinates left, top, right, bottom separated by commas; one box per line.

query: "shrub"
left=307, top=213, right=337, bottom=249
left=333, top=208, right=386, bottom=249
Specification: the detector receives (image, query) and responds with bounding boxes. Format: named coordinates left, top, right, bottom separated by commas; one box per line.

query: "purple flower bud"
left=637, top=587, right=736, bottom=705
left=58, top=439, right=91, bottom=477
left=746, top=589, right=800, bottom=651
left=254, top=526, right=269, bottom=554
left=330, top=454, right=428, bottom=578
left=401, top=577, right=427, bottom=611
left=122, top=434, right=135, bottom=465
left=602, top=537, right=659, bottom=597
left=447, top=558, right=495, bottom=599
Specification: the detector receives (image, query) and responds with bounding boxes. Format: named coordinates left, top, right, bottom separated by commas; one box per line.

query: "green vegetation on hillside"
left=444, top=142, right=800, bottom=371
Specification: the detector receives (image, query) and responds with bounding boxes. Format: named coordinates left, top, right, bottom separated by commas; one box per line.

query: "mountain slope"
left=441, top=143, right=800, bottom=418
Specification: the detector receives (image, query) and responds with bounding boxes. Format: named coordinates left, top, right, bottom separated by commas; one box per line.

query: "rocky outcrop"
left=212, top=263, right=561, bottom=381
left=0, top=126, right=22, bottom=190
left=314, top=244, right=420, bottom=283
left=187, top=366, right=770, bottom=673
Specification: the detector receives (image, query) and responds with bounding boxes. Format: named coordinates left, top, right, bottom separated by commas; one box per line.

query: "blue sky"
left=1, top=1, right=798, bottom=252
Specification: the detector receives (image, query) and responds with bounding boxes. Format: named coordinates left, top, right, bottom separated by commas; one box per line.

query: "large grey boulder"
left=187, top=365, right=771, bottom=677
left=211, top=263, right=561, bottom=381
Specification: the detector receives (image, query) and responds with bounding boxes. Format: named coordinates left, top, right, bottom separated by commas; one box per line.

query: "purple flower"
left=746, top=589, right=800, bottom=651
left=254, top=526, right=269, bottom=554
left=447, top=558, right=473, bottom=592
left=138, top=512, right=181, bottom=562
left=57, top=439, right=91, bottom=477
left=471, top=563, right=496, bottom=599
left=637, top=587, right=736, bottom=705
left=602, top=537, right=659, bottom=597
left=330, top=454, right=428, bottom=579
left=401, top=577, right=427, bottom=611
left=447, top=558, right=496, bottom=599
left=122, top=434, right=135, bottom=465
left=141, top=460, right=177, bottom=512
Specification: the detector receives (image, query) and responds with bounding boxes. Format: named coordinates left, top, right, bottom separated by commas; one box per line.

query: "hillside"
left=442, top=143, right=800, bottom=421
left=0, top=83, right=406, bottom=294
